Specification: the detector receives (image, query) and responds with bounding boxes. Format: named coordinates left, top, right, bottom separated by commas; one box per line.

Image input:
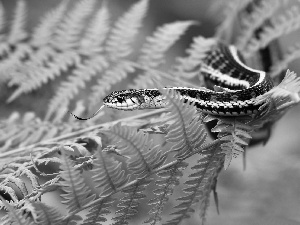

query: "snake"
left=71, top=42, right=274, bottom=120
left=102, top=42, right=273, bottom=117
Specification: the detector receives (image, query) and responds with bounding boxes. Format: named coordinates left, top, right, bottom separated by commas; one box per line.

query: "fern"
left=244, top=4, right=300, bottom=56
left=92, top=145, right=130, bottom=196
left=59, top=148, right=95, bottom=214
left=145, top=161, right=188, bottom=225
left=1, top=1, right=300, bottom=225
left=101, top=123, right=166, bottom=178
left=32, top=201, right=64, bottom=225
left=269, top=43, right=300, bottom=79
left=82, top=197, right=114, bottom=225
left=162, top=89, right=207, bottom=159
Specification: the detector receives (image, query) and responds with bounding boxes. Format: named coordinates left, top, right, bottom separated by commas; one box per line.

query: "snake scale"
left=102, top=42, right=273, bottom=117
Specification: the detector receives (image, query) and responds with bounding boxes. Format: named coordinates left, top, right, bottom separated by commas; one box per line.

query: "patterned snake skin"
left=103, top=42, right=274, bottom=116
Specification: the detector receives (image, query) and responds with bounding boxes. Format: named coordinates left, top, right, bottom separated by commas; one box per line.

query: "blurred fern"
left=0, top=0, right=300, bottom=225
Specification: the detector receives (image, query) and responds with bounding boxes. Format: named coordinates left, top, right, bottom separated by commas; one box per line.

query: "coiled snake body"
left=103, top=42, right=273, bottom=117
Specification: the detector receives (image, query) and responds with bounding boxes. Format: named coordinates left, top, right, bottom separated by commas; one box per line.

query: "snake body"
left=103, top=42, right=273, bottom=116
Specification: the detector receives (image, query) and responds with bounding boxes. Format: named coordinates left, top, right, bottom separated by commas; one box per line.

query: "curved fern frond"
left=82, top=197, right=115, bottom=225
left=163, top=89, right=207, bottom=159
left=92, top=147, right=130, bottom=196
left=59, top=148, right=95, bottom=214
left=145, top=161, right=188, bottom=225
left=113, top=178, right=152, bottom=225
left=101, top=123, right=166, bottom=177
left=7, top=0, right=27, bottom=44
left=105, top=0, right=149, bottom=59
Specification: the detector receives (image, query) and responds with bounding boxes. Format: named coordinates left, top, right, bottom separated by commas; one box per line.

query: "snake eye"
left=116, top=97, right=123, bottom=102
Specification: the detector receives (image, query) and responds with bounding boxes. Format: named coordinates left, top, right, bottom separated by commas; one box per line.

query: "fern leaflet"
left=59, top=148, right=95, bottom=214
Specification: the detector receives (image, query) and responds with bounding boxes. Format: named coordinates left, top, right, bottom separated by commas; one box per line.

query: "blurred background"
left=0, top=0, right=300, bottom=224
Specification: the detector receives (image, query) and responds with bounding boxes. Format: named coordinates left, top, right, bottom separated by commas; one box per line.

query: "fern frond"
left=105, top=0, right=148, bottom=59
left=145, top=161, right=188, bottom=225
left=0, top=196, right=33, bottom=225
left=244, top=5, right=300, bottom=56
left=92, top=147, right=130, bottom=196
left=82, top=197, right=114, bottom=225
left=7, top=50, right=81, bottom=102
left=101, top=123, right=165, bottom=177
left=113, top=178, right=152, bottom=225
left=0, top=185, right=19, bottom=205
left=164, top=146, right=223, bottom=225
left=0, top=43, right=32, bottom=84
left=129, top=21, right=195, bottom=89
left=45, top=55, right=108, bottom=120
left=32, top=201, right=64, bottom=225
left=269, top=43, right=300, bottom=79
left=80, top=3, right=110, bottom=54
left=7, top=46, right=57, bottom=86
left=3, top=175, right=28, bottom=197
left=59, top=148, right=95, bottom=214
left=138, top=21, right=195, bottom=68
left=89, top=61, right=135, bottom=109
left=31, top=0, right=70, bottom=47
left=235, top=0, right=280, bottom=50
left=0, top=111, right=82, bottom=151
left=172, top=36, right=216, bottom=79
left=256, top=69, right=300, bottom=105
left=51, top=0, right=96, bottom=50
left=213, top=118, right=252, bottom=169
left=163, top=89, right=207, bottom=159
left=7, top=0, right=27, bottom=44
left=214, top=0, right=252, bottom=41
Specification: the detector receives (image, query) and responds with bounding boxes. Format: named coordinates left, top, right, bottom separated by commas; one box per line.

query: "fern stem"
left=0, top=109, right=166, bottom=159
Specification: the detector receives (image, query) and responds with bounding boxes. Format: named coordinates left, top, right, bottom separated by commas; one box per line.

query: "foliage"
left=0, top=0, right=300, bottom=225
